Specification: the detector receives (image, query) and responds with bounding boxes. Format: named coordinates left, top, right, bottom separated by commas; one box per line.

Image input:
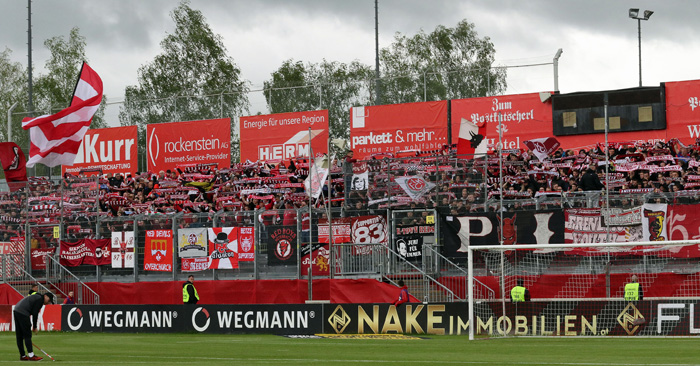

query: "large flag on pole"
left=456, top=118, right=487, bottom=158
left=304, top=155, right=329, bottom=199
left=21, top=62, right=103, bottom=168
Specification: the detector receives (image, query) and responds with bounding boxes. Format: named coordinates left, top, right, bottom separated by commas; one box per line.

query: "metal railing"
left=45, top=255, right=100, bottom=304
left=423, top=245, right=495, bottom=300
left=384, top=245, right=460, bottom=303
left=331, top=243, right=387, bottom=278
left=2, top=254, right=50, bottom=297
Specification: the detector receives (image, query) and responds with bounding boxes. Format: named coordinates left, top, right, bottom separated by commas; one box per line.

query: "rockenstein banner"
left=146, top=118, right=231, bottom=172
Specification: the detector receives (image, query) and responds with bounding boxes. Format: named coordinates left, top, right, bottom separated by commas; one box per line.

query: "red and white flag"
left=22, top=62, right=103, bottom=168
left=523, top=137, right=561, bottom=161
left=395, top=176, right=436, bottom=201
left=456, top=118, right=487, bottom=157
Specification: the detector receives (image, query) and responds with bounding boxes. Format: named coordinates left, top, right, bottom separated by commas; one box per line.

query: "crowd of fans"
left=3, top=137, right=700, bottom=249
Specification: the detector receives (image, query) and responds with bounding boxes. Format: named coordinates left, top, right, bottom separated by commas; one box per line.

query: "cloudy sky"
left=1, top=0, right=697, bottom=126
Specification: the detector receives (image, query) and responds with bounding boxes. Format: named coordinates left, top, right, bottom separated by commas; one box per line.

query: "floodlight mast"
left=629, top=8, right=654, bottom=87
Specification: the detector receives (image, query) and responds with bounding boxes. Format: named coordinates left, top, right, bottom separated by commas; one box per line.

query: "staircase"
left=44, top=255, right=100, bottom=304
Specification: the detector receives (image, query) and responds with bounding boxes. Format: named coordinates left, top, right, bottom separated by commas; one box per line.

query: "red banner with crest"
left=59, top=239, right=111, bottom=266
left=144, top=230, right=173, bottom=272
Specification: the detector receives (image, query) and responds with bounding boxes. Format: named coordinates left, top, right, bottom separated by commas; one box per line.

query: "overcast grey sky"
left=1, top=0, right=697, bottom=125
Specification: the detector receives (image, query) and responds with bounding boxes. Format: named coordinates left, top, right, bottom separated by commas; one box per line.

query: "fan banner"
left=111, top=231, right=135, bottom=269
left=144, top=230, right=173, bottom=272
left=181, top=257, right=209, bottom=272
left=59, top=239, right=111, bottom=266
left=523, top=137, right=561, bottom=161
left=442, top=210, right=565, bottom=257
left=207, top=227, right=239, bottom=269
left=350, top=101, right=448, bottom=160
left=642, top=203, right=668, bottom=242
left=30, top=247, right=56, bottom=270
left=300, top=242, right=329, bottom=276
left=351, top=162, right=369, bottom=191
left=395, top=176, right=436, bottom=201
left=0, top=142, right=27, bottom=191
left=239, top=110, right=329, bottom=162
left=62, top=125, right=138, bottom=176
left=564, top=208, right=641, bottom=244
left=238, top=227, right=255, bottom=262
left=318, top=215, right=387, bottom=247
left=177, top=228, right=208, bottom=258
left=266, top=225, right=298, bottom=266
left=146, top=118, right=231, bottom=172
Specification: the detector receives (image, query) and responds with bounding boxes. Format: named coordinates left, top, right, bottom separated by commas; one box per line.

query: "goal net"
left=467, top=240, right=700, bottom=339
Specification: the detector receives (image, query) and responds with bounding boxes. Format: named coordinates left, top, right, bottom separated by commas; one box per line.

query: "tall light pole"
left=629, top=8, right=653, bottom=87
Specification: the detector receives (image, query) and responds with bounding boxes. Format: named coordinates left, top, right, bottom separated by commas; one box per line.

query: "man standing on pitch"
left=14, top=292, right=54, bottom=361
left=183, top=275, right=199, bottom=304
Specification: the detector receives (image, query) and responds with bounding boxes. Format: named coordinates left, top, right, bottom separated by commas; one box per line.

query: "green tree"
left=264, top=59, right=372, bottom=143
left=379, top=19, right=507, bottom=104
left=34, top=27, right=107, bottom=129
left=120, top=1, right=250, bottom=166
left=0, top=48, right=27, bottom=143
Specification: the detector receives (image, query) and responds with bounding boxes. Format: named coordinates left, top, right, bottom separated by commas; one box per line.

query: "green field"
left=0, top=332, right=697, bottom=365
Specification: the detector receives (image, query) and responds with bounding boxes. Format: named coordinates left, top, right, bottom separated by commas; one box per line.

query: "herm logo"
left=258, top=130, right=324, bottom=161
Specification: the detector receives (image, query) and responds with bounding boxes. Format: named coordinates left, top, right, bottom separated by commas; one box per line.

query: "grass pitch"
left=0, top=332, right=697, bottom=365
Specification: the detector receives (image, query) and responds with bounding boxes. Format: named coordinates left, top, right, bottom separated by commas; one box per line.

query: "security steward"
left=511, top=278, right=530, bottom=302
left=183, top=275, right=199, bottom=304
left=624, top=274, right=643, bottom=301
left=28, top=284, right=38, bottom=296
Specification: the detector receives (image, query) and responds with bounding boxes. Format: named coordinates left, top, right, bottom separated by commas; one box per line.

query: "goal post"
left=467, top=240, right=700, bottom=340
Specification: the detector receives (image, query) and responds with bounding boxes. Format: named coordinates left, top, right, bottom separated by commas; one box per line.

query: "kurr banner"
left=147, top=118, right=231, bottom=172
left=350, top=101, right=448, bottom=160
left=239, top=110, right=328, bottom=162
left=665, top=79, right=700, bottom=146
left=62, top=126, right=138, bottom=176
left=450, top=93, right=552, bottom=152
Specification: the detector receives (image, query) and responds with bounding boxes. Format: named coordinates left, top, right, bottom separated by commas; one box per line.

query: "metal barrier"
left=331, top=243, right=386, bottom=278
left=45, top=255, right=100, bottom=305
left=423, top=245, right=495, bottom=300
left=2, top=254, right=50, bottom=297
left=384, top=245, right=460, bottom=303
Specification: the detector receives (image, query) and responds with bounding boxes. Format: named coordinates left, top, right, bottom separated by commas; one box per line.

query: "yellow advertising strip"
left=316, top=334, right=424, bottom=340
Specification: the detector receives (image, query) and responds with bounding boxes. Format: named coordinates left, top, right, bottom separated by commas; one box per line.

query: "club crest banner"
left=144, top=230, right=173, bottom=272
left=178, top=228, right=208, bottom=258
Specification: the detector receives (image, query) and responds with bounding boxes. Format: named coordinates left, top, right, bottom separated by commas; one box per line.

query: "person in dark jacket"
left=14, top=292, right=54, bottom=361
left=183, top=275, right=199, bottom=304
left=579, top=163, right=604, bottom=191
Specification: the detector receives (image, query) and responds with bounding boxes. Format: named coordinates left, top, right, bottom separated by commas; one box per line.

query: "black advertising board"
left=62, top=304, right=324, bottom=334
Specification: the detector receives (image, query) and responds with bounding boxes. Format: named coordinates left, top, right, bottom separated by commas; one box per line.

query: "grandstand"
left=2, top=79, right=700, bottom=337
